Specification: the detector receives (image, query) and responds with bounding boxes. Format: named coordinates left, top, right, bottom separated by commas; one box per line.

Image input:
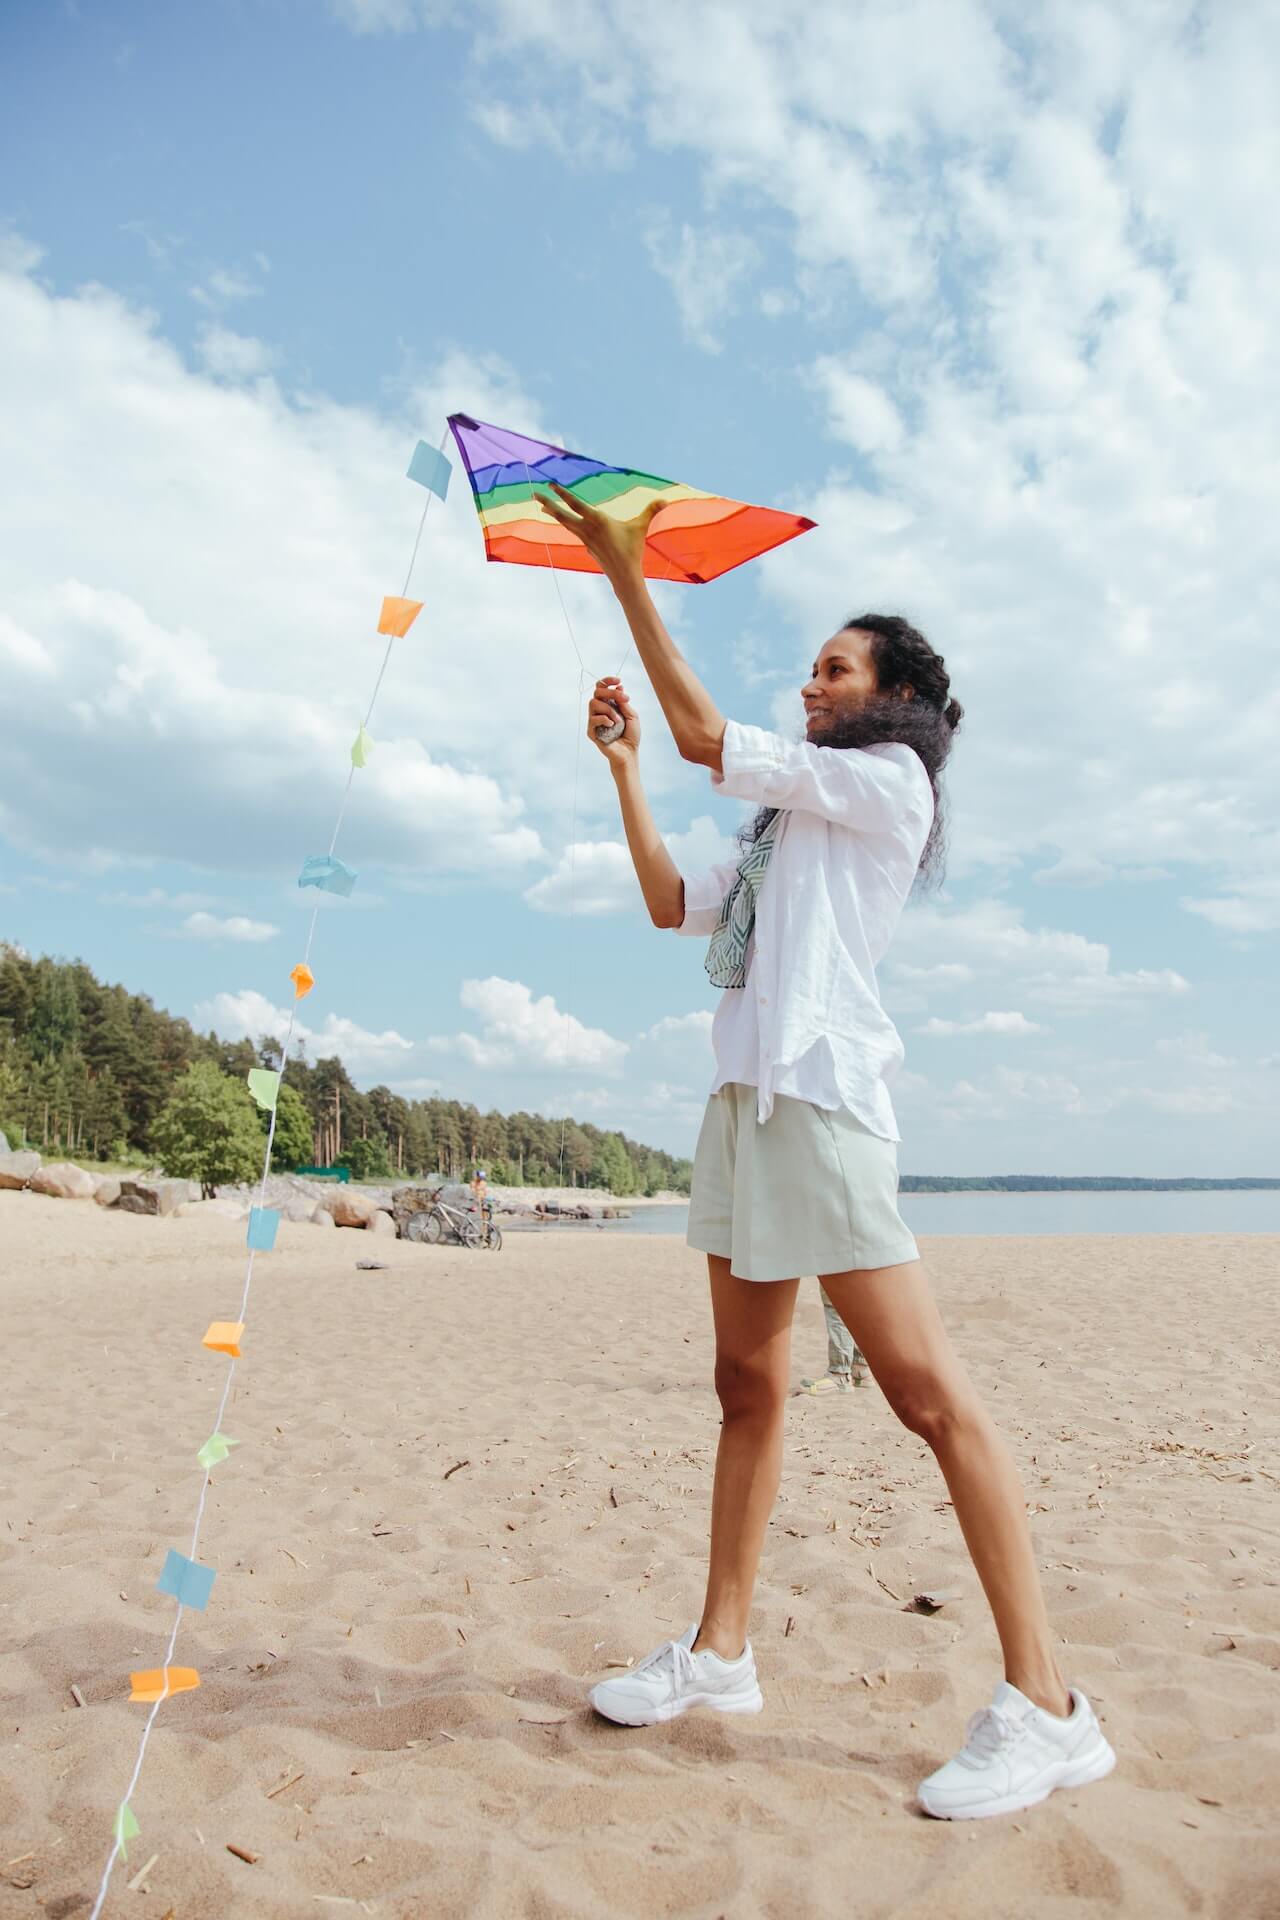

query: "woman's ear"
left=900, top=683, right=916, bottom=701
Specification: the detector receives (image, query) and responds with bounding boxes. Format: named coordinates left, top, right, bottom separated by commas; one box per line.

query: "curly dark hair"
left=738, top=612, right=963, bottom=889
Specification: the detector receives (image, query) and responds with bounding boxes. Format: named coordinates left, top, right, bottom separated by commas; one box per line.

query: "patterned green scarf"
left=705, top=810, right=783, bottom=989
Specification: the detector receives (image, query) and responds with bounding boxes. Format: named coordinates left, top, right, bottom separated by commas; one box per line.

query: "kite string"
left=87, top=424, right=448, bottom=1920
left=516, top=462, right=591, bottom=1191
left=557, top=668, right=587, bottom=1188
left=515, top=461, right=636, bottom=1191
left=327, top=426, right=447, bottom=860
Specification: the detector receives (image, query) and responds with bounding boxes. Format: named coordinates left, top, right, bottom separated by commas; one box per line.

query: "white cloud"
left=119, top=219, right=182, bottom=267
left=919, top=1010, right=1044, bottom=1037
left=194, top=987, right=413, bottom=1069
left=896, top=899, right=1190, bottom=1015
left=1033, top=857, right=1170, bottom=888
left=1180, top=873, right=1280, bottom=935
left=0, top=256, right=608, bottom=879
left=811, top=358, right=906, bottom=454
left=197, top=325, right=276, bottom=381
left=189, top=265, right=262, bottom=309
left=0, top=612, right=56, bottom=676
left=176, top=911, right=279, bottom=943
left=1155, top=1031, right=1235, bottom=1070
left=524, top=814, right=736, bottom=917
left=444, top=2, right=1280, bottom=926
left=645, top=1010, right=714, bottom=1043
left=428, top=976, right=629, bottom=1074
left=103, top=886, right=221, bottom=911
left=1141, top=1086, right=1237, bottom=1117
left=645, top=223, right=761, bottom=353
left=523, top=838, right=639, bottom=917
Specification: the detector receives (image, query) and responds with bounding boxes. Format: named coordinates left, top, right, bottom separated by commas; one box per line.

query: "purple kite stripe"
left=448, top=415, right=572, bottom=471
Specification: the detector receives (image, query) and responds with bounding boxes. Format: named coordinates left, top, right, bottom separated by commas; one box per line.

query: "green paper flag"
left=114, top=1801, right=140, bottom=1860
left=351, top=724, right=373, bottom=768
left=197, top=1430, right=239, bottom=1470
left=247, top=1068, right=280, bottom=1111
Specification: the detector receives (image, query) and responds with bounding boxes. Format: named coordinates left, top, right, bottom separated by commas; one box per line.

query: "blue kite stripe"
left=467, top=451, right=621, bottom=495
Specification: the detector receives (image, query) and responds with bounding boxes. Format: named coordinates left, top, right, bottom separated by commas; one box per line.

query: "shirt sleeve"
left=711, top=720, right=934, bottom=834
left=673, top=857, right=742, bottom=936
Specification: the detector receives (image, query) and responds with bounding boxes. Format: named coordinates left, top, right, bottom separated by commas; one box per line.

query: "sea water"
left=595, top=1190, right=1280, bottom=1237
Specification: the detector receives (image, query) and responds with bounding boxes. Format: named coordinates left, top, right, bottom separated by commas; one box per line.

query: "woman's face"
left=802, top=629, right=881, bottom=743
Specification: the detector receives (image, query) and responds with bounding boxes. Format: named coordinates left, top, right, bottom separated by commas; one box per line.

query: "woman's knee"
left=883, top=1368, right=983, bottom=1448
left=715, top=1351, right=787, bottom=1422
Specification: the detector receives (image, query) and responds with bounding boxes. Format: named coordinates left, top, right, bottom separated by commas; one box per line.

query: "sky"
left=1, top=0, right=1277, bottom=1176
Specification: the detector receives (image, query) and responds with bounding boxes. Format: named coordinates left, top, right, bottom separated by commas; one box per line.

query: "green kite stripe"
left=473, top=469, right=680, bottom=513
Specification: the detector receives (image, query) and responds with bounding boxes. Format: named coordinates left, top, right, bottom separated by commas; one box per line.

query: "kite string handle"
left=593, top=702, right=625, bottom=746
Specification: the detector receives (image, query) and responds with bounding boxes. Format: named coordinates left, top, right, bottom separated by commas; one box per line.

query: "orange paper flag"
left=129, top=1666, right=201, bottom=1703
left=377, top=595, right=423, bottom=637
left=289, top=961, right=315, bottom=999
left=202, top=1321, right=245, bottom=1358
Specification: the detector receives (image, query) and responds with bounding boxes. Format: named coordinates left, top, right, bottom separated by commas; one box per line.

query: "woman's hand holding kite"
left=538, top=483, right=663, bottom=585
left=540, top=483, right=726, bottom=771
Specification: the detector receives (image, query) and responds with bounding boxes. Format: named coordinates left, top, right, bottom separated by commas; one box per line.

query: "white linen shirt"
left=675, top=719, right=934, bottom=1141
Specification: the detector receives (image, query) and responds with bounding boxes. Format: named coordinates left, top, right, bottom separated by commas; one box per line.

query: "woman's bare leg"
left=820, top=1259, right=1072, bottom=1718
left=692, top=1256, right=800, bottom=1660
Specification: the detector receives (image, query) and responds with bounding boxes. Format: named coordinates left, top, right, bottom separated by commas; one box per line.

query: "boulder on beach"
left=318, top=1189, right=379, bottom=1228
left=310, top=1205, right=336, bottom=1228
left=0, top=1149, right=42, bottom=1190
left=111, top=1177, right=193, bottom=1217
left=92, top=1176, right=122, bottom=1208
left=366, top=1208, right=398, bottom=1238
left=30, top=1162, right=98, bottom=1200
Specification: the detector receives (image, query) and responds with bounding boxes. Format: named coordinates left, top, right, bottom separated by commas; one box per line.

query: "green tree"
left=336, top=1132, right=393, bottom=1182
left=268, top=1082, right=314, bottom=1171
left=152, top=1061, right=264, bottom=1197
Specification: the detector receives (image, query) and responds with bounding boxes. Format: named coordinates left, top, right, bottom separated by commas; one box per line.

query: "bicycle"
left=403, top=1195, right=502, bottom=1250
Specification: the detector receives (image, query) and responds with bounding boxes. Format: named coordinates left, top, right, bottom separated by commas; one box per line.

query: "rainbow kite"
left=447, top=414, right=815, bottom=585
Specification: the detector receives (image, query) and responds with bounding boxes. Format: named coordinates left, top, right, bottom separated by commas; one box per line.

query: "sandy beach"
left=2, top=1193, right=1277, bottom=1918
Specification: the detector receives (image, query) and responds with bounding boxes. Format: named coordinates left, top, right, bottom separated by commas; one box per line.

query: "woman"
left=539, top=481, right=1115, bottom=1820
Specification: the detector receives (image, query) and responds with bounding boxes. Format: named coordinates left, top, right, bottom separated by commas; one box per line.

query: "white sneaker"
left=589, top=1623, right=764, bottom=1727
left=917, top=1679, right=1116, bottom=1820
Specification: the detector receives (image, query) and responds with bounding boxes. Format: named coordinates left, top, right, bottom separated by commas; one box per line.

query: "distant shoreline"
left=899, top=1179, right=1280, bottom=1194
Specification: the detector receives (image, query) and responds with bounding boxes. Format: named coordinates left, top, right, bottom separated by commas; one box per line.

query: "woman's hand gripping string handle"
left=588, top=676, right=638, bottom=758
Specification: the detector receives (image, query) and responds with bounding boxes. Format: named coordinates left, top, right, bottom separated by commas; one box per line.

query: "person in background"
left=796, top=1285, right=868, bottom=1394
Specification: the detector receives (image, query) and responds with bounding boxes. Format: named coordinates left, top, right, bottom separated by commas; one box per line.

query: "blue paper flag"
left=298, top=854, right=357, bottom=897
left=156, top=1548, right=216, bottom=1612
left=407, top=439, right=451, bottom=501
left=247, top=1206, right=280, bottom=1252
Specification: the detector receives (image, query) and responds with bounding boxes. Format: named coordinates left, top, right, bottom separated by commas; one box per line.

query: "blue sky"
left=2, top=0, right=1277, bottom=1174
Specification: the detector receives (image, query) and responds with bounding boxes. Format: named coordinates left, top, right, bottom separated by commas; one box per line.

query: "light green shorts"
left=686, top=1081, right=919, bottom=1283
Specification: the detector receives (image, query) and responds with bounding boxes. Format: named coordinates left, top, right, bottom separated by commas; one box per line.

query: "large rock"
left=0, top=1149, right=42, bottom=1190
left=30, top=1162, right=98, bottom=1200
left=92, top=1175, right=122, bottom=1208
left=111, top=1178, right=192, bottom=1217
left=310, top=1205, right=336, bottom=1228
left=281, top=1193, right=321, bottom=1223
left=317, top=1189, right=379, bottom=1228
left=366, top=1208, right=398, bottom=1237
